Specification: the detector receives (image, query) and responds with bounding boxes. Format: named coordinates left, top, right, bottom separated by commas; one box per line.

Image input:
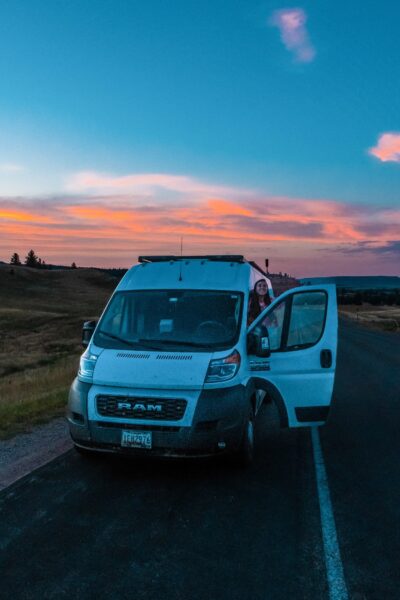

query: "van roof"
left=138, top=255, right=245, bottom=263
left=138, top=255, right=269, bottom=278
left=117, top=256, right=270, bottom=293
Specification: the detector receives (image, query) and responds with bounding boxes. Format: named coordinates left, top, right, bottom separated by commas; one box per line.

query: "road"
left=0, top=321, right=399, bottom=600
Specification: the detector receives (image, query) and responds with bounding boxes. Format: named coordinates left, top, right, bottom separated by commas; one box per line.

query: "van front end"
left=67, top=284, right=251, bottom=458
left=67, top=377, right=249, bottom=458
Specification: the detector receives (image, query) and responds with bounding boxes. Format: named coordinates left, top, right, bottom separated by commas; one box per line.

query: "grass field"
left=0, top=265, right=118, bottom=438
left=339, top=304, right=400, bottom=332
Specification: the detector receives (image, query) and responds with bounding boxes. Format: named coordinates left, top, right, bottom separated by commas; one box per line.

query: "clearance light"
left=205, top=350, right=241, bottom=383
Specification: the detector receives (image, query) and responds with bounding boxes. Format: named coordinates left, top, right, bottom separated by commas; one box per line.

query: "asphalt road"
left=0, top=321, right=399, bottom=600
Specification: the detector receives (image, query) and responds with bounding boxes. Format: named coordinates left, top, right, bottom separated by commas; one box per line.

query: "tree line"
left=9, top=251, right=77, bottom=269
left=337, top=289, right=400, bottom=306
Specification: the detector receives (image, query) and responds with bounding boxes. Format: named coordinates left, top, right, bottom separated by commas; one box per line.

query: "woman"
left=247, top=278, right=271, bottom=325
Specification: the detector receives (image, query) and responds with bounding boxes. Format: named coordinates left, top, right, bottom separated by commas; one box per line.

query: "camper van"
left=67, top=255, right=337, bottom=464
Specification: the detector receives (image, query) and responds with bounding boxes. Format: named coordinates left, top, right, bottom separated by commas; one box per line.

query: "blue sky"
left=0, top=0, right=399, bottom=275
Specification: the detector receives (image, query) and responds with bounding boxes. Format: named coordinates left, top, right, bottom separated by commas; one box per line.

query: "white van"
left=67, top=255, right=337, bottom=464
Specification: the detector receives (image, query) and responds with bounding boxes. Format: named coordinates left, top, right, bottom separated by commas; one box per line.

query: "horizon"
left=2, top=253, right=400, bottom=282
left=0, top=1, right=399, bottom=278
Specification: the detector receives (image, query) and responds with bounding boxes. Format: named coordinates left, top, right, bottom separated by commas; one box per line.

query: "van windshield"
left=94, top=290, right=243, bottom=351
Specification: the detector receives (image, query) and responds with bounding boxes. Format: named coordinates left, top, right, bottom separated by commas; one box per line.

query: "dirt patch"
left=339, top=304, right=400, bottom=332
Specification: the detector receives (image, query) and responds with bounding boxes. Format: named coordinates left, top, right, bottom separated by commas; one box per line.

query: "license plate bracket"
left=121, top=430, right=152, bottom=449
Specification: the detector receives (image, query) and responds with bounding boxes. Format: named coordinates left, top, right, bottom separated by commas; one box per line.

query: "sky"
left=0, top=0, right=399, bottom=277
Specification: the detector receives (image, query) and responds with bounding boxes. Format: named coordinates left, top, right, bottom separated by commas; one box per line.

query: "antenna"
left=178, top=237, right=183, bottom=281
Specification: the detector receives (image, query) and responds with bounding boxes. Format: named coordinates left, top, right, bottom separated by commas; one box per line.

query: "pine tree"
left=25, top=249, right=38, bottom=268
left=10, top=253, right=21, bottom=266
left=71, top=262, right=77, bottom=269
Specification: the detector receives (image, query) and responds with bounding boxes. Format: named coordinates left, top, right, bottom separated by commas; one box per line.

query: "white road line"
left=311, top=426, right=349, bottom=600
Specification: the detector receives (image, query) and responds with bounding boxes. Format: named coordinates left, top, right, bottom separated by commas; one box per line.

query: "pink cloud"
left=269, top=8, right=315, bottom=63
left=1, top=171, right=399, bottom=275
left=369, top=132, right=400, bottom=163
left=67, top=171, right=239, bottom=198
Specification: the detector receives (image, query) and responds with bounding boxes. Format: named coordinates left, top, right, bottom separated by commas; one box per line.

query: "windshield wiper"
left=97, top=331, right=161, bottom=350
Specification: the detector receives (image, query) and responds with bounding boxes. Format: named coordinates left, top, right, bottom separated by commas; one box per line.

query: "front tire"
left=235, top=413, right=255, bottom=467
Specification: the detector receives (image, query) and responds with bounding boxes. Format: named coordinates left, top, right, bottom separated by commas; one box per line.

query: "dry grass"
left=0, top=265, right=118, bottom=438
left=0, top=357, right=79, bottom=439
left=339, top=304, right=400, bottom=332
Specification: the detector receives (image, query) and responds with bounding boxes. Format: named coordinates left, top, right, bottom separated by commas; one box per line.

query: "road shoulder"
left=0, top=417, right=72, bottom=491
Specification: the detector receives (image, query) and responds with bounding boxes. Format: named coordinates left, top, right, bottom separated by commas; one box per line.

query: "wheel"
left=235, top=412, right=255, bottom=467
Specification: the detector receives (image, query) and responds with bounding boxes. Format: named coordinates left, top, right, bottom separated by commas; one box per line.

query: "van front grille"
left=96, top=395, right=187, bottom=421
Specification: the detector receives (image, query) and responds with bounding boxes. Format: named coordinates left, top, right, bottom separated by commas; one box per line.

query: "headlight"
left=78, top=350, right=98, bottom=382
left=205, top=350, right=241, bottom=383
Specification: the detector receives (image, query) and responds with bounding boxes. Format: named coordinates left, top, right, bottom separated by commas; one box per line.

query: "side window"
left=286, top=292, right=327, bottom=349
left=261, top=300, right=286, bottom=351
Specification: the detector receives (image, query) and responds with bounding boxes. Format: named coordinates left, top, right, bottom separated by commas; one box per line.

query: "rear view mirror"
left=82, top=320, right=97, bottom=348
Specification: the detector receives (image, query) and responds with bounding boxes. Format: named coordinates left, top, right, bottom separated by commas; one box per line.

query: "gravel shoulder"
left=0, top=417, right=72, bottom=490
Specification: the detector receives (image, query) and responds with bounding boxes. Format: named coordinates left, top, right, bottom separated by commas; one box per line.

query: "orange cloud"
left=0, top=209, right=55, bottom=224
left=207, top=199, right=254, bottom=217
left=369, top=132, right=400, bottom=163
left=1, top=173, right=399, bottom=276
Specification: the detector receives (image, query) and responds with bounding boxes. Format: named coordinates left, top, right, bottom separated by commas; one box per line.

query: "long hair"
left=248, top=278, right=271, bottom=324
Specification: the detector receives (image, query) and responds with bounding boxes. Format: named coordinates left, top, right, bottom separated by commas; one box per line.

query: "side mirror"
left=247, top=325, right=271, bottom=358
left=82, top=320, right=97, bottom=348
left=258, top=334, right=271, bottom=357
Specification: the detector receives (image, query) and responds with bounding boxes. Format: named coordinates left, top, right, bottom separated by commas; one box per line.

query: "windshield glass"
left=94, top=290, right=243, bottom=351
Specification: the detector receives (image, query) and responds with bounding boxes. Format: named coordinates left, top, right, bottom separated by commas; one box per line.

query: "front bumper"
left=67, top=379, right=248, bottom=457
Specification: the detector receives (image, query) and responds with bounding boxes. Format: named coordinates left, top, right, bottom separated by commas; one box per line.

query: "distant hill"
left=0, top=264, right=119, bottom=315
left=299, top=276, right=400, bottom=290
left=268, top=274, right=299, bottom=296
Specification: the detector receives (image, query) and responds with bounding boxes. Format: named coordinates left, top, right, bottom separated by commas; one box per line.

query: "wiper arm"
left=97, top=331, right=161, bottom=350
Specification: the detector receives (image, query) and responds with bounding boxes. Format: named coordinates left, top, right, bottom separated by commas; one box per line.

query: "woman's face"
left=255, top=280, right=268, bottom=296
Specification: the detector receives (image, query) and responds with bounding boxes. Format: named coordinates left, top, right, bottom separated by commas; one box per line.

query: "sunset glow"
left=0, top=2, right=399, bottom=276
left=1, top=172, right=399, bottom=275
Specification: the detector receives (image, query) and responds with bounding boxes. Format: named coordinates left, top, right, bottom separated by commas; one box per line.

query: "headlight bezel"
left=78, top=350, right=98, bottom=383
left=205, top=349, right=241, bottom=383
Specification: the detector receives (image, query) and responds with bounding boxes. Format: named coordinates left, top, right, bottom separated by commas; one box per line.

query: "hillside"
left=0, top=266, right=119, bottom=437
left=0, top=265, right=120, bottom=375
left=268, top=274, right=299, bottom=296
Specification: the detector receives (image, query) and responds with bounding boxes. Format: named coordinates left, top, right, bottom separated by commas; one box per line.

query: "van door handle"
left=320, top=349, right=332, bottom=368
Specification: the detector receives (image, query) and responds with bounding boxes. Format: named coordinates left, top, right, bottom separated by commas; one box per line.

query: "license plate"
left=121, top=430, right=152, bottom=449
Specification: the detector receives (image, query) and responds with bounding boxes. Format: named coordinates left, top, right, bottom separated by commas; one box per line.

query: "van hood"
left=92, top=349, right=211, bottom=389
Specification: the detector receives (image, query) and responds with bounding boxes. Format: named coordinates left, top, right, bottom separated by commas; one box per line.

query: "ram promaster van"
left=67, top=255, right=337, bottom=464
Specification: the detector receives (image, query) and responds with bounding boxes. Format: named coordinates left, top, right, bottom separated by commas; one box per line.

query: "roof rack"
left=138, top=255, right=245, bottom=263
